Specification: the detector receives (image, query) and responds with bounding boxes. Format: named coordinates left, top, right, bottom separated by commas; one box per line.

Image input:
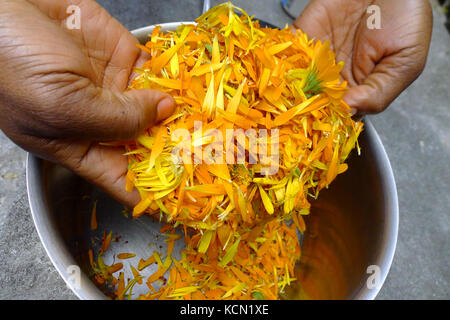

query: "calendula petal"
left=147, top=126, right=167, bottom=172
left=258, top=185, right=274, bottom=214
left=118, top=1, right=364, bottom=301
left=226, top=78, right=247, bottom=114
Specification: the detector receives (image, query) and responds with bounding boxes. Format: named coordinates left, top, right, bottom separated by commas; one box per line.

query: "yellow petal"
left=202, top=70, right=215, bottom=118
left=273, top=95, right=320, bottom=127
left=268, top=41, right=292, bottom=55
left=226, top=78, right=246, bottom=114
left=326, top=143, right=340, bottom=185
left=184, top=184, right=226, bottom=195
left=212, top=34, right=220, bottom=64
left=147, top=77, right=181, bottom=90
left=259, top=68, right=271, bottom=97
left=190, top=62, right=224, bottom=77
left=258, top=185, right=274, bottom=214
left=219, top=237, right=240, bottom=267
left=147, top=126, right=167, bottom=172
left=152, top=26, right=192, bottom=74
left=198, top=230, right=214, bottom=253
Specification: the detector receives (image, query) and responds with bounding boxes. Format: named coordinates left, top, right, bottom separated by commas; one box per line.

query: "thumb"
left=343, top=79, right=391, bottom=115
left=343, top=58, right=420, bottom=115
left=69, top=85, right=175, bottom=141
left=115, top=88, right=175, bottom=139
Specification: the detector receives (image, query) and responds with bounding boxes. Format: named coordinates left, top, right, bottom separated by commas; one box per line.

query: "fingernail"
left=156, top=96, right=175, bottom=122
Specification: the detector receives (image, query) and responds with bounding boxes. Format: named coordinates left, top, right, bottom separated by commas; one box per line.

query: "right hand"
left=0, top=0, right=175, bottom=207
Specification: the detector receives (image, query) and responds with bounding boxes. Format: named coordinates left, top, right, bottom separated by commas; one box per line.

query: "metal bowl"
left=26, top=23, right=399, bottom=300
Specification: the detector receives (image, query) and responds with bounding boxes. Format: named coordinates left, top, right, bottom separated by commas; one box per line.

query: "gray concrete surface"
left=0, top=0, right=448, bottom=300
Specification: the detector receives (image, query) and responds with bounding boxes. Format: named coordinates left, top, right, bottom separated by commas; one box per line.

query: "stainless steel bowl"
left=26, top=23, right=399, bottom=300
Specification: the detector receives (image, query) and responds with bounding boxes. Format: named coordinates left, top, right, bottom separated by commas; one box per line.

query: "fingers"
left=23, top=0, right=176, bottom=140
left=63, top=84, right=176, bottom=141
left=57, top=140, right=142, bottom=208
left=27, top=0, right=144, bottom=90
left=97, top=87, right=175, bottom=140
left=347, top=21, right=432, bottom=113
left=350, top=0, right=432, bottom=114
left=344, top=83, right=389, bottom=115
left=293, top=0, right=331, bottom=41
left=5, top=121, right=142, bottom=208
left=294, top=0, right=433, bottom=115
left=70, top=143, right=142, bottom=208
left=21, top=80, right=175, bottom=142
left=344, top=50, right=427, bottom=114
left=343, top=62, right=410, bottom=114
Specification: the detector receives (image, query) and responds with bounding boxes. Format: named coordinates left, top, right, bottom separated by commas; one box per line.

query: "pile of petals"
left=114, top=2, right=363, bottom=300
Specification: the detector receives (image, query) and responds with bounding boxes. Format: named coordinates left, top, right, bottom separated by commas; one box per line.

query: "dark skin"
left=294, top=0, right=433, bottom=114
left=0, top=0, right=175, bottom=207
left=0, top=0, right=433, bottom=207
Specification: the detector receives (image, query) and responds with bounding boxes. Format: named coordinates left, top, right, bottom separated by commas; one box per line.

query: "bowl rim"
left=350, top=120, right=399, bottom=299
left=26, top=22, right=399, bottom=300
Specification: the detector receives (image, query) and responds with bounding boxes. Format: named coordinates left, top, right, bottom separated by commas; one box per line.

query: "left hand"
left=294, top=0, right=433, bottom=114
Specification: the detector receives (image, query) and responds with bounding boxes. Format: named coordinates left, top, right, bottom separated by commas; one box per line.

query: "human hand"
left=0, top=0, right=175, bottom=207
left=294, top=0, right=433, bottom=114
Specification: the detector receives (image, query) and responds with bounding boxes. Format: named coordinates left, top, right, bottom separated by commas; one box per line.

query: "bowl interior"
left=26, top=23, right=398, bottom=300
left=27, top=121, right=398, bottom=300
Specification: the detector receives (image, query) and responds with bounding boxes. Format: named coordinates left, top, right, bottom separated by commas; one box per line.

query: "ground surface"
left=0, top=0, right=448, bottom=300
